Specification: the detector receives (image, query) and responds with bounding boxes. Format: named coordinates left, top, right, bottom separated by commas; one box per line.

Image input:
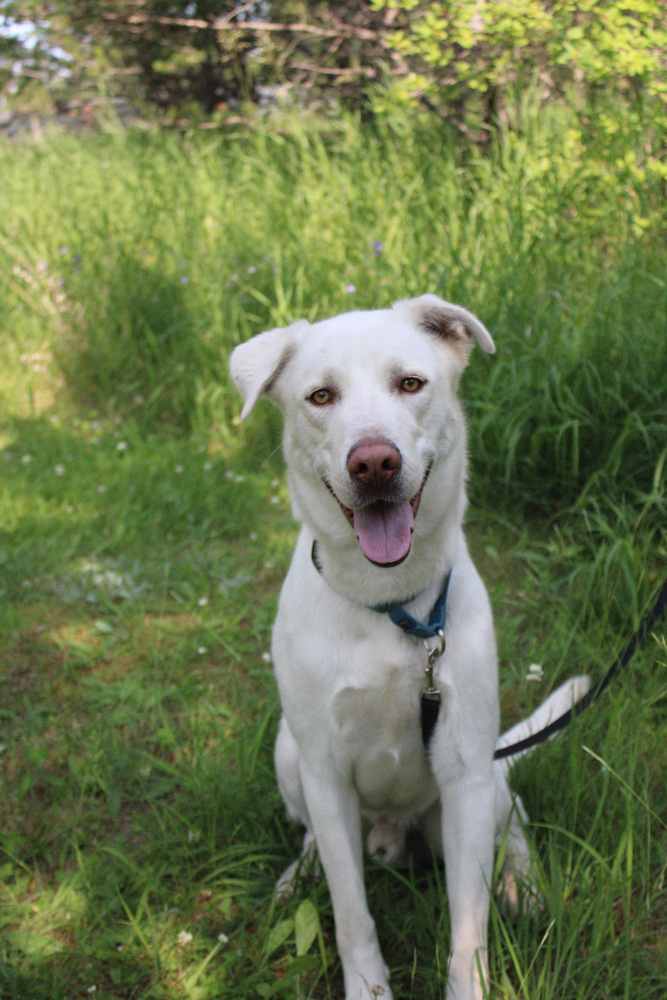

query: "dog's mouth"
left=325, top=466, right=431, bottom=567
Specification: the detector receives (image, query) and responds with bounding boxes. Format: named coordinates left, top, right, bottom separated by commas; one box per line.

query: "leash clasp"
left=422, top=627, right=445, bottom=699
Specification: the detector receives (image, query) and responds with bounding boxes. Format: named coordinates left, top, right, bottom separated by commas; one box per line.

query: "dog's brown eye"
left=309, top=388, right=333, bottom=405
left=400, top=376, right=423, bottom=394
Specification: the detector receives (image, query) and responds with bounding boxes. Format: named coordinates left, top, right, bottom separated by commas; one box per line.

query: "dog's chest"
left=331, top=664, right=437, bottom=813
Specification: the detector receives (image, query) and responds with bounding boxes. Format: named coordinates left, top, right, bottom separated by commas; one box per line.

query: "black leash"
left=493, top=577, right=667, bottom=760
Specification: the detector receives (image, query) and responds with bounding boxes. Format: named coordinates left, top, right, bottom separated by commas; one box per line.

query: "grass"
left=0, top=102, right=665, bottom=999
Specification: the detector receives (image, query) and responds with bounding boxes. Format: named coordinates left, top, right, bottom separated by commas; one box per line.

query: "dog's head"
left=230, top=295, right=494, bottom=568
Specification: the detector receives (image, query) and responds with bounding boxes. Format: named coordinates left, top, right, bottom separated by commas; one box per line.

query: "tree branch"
left=101, top=12, right=381, bottom=42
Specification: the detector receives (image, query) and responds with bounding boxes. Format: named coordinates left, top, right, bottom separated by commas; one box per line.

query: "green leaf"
left=265, top=917, right=294, bottom=957
left=294, top=898, right=320, bottom=957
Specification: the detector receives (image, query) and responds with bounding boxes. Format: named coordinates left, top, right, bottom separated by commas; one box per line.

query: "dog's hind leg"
left=492, top=675, right=592, bottom=914
left=492, top=770, right=536, bottom=916
left=274, top=716, right=320, bottom=898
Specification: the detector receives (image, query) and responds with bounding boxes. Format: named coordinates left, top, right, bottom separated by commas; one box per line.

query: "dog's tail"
left=494, top=675, right=591, bottom=776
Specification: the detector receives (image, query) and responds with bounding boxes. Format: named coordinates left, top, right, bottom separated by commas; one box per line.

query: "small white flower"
left=21, top=454, right=32, bottom=464
left=261, top=652, right=272, bottom=664
left=174, top=465, right=184, bottom=474
left=269, top=495, right=279, bottom=504
left=198, top=597, right=208, bottom=607
left=86, top=988, right=97, bottom=995
left=263, top=561, right=274, bottom=570
left=249, top=532, right=258, bottom=542
left=234, top=474, right=246, bottom=483
left=218, top=932, right=229, bottom=944
left=526, top=664, right=543, bottom=682
left=203, top=462, right=212, bottom=471
left=198, top=646, right=207, bottom=655
left=225, top=470, right=234, bottom=480
left=55, top=464, right=65, bottom=476
left=116, top=441, right=127, bottom=452
left=97, top=485, right=107, bottom=494
left=178, top=930, right=193, bottom=947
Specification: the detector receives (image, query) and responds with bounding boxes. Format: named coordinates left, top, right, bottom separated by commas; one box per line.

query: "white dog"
left=230, top=295, right=588, bottom=1000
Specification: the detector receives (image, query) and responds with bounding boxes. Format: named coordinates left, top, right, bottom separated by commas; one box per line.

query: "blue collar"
left=310, top=539, right=452, bottom=638
left=382, top=572, right=452, bottom=639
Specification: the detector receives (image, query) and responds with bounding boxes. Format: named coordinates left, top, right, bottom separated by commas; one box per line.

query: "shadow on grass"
left=55, top=253, right=219, bottom=434
left=0, top=413, right=299, bottom=998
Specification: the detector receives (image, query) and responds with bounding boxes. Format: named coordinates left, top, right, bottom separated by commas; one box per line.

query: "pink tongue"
left=352, top=501, right=415, bottom=565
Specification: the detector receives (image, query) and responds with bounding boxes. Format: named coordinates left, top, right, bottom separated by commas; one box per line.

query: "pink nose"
left=347, top=440, right=402, bottom=488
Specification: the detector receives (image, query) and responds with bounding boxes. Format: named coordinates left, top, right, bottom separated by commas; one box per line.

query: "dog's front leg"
left=299, top=763, right=393, bottom=1000
left=440, top=772, right=496, bottom=1000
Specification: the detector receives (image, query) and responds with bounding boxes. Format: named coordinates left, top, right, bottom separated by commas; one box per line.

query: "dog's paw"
left=275, top=857, right=301, bottom=900
left=344, top=967, right=393, bottom=1000
left=497, top=857, right=542, bottom=919
left=275, top=833, right=320, bottom=900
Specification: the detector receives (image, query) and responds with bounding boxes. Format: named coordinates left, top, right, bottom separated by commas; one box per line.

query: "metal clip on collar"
left=420, top=628, right=444, bottom=747
left=423, top=627, right=445, bottom=696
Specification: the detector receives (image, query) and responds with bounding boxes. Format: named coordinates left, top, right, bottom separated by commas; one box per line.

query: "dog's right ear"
left=229, top=321, right=307, bottom=421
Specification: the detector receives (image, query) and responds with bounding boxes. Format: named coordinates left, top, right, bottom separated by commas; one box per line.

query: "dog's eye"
left=309, top=388, right=334, bottom=406
left=400, top=376, right=424, bottom=394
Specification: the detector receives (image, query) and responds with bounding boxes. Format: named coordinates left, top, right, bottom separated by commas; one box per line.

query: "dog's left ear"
left=394, top=294, right=496, bottom=357
left=229, top=320, right=307, bottom=420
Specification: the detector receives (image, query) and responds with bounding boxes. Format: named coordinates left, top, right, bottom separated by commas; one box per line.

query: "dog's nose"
left=347, top=440, right=402, bottom=488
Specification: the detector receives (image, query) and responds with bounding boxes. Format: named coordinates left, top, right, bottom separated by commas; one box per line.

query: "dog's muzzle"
left=324, top=465, right=431, bottom=567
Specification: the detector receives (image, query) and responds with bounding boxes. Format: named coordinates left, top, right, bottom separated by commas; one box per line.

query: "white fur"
left=230, top=295, right=588, bottom=1000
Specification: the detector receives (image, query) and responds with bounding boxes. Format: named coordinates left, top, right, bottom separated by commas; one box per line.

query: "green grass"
left=0, top=104, right=665, bottom=999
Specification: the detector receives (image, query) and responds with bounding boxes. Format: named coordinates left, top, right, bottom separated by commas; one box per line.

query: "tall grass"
left=0, top=103, right=665, bottom=1000
left=2, top=103, right=664, bottom=614
left=2, top=106, right=664, bottom=507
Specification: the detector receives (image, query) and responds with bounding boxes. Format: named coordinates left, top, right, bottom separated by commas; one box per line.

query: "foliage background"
left=2, top=2, right=666, bottom=142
